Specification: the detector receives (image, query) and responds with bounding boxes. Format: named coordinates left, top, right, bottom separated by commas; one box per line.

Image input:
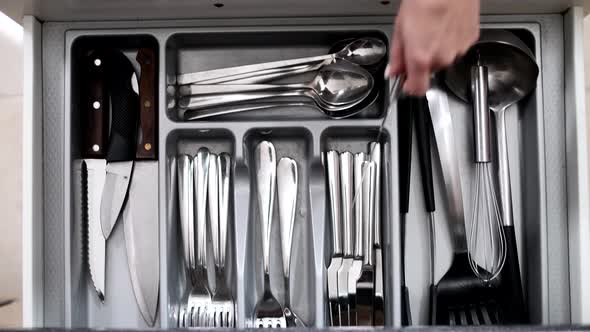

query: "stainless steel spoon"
left=178, top=61, right=374, bottom=107
left=177, top=37, right=386, bottom=85
left=444, top=29, right=539, bottom=228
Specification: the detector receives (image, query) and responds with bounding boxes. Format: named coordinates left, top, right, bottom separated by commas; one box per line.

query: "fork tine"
left=459, top=308, right=468, bottom=325
left=448, top=309, right=455, bottom=326
left=481, top=305, right=493, bottom=325
left=470, top=306, right=480, bottom=325
left=216, top=308, right=222, bottom=327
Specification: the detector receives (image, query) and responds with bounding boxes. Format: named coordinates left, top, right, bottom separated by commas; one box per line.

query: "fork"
left=185, top=148, right=213, bottom=327
left=209, top=153, right=236, bottom=327
left=253, top=141, right=286, bottom=328
left=176, top=155, right=193, bottom=328
left=277, top=157, right=305, bottom=327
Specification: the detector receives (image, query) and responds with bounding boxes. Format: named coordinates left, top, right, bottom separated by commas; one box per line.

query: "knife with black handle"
left=100, top=50, right=139, bottom=240
left=82, top=49, right=109, bottom=300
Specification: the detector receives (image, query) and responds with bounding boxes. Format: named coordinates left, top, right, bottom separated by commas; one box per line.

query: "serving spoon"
left=178, top=61, right=373, bottom=107
left=178, top=62, right=373, bottom=111
left=176, top=37, right=386, bottom=85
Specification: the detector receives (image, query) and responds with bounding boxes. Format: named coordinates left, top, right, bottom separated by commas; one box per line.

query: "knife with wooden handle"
left=82, top=49, right=109, bottom=301
left=122, top=47, right=159, bottom=326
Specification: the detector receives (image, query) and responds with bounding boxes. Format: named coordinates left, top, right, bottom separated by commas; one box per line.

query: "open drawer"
left=18, top=1, right=590, bottom=329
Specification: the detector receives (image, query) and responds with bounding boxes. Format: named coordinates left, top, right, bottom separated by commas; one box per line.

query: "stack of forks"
left=252, top=141, right=305, bottom=328
left=325, top=142, right=384, bottom=327
left=176, top=148, right=235, bottom=327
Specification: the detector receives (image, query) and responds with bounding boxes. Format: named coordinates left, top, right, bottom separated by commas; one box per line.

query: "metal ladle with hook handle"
left=444, top=29, right=539, bottom=229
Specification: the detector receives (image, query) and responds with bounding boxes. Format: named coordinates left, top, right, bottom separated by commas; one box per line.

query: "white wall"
left=0, top=9, right=22, bottom=328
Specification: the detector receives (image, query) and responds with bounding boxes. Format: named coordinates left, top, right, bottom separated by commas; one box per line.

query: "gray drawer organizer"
left=21, top=9, right=590, bottom=330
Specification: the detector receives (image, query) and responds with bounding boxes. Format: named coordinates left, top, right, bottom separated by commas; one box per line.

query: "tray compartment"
left=165, top=30, right=387, bottom=122
left=242, top=127, right=318, bottom=327
left=68, top=34, right=160, bottom=328
left=402, top=28, right=544, bottom=325
left=164, top=128, right=238, bottom=327
left=46, top=16, right=570, bottom=329
left=320, top=126, right=396, bottom=326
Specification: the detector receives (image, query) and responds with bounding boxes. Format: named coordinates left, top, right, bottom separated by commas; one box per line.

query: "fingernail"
left=384, top=63, right=391, bottom=79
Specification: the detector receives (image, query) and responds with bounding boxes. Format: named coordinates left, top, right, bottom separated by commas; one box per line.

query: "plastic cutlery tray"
left=38, top=14, right=572, bottom=328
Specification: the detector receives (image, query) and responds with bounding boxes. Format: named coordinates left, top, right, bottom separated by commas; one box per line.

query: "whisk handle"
left=415, top=97, right=436, bottom=213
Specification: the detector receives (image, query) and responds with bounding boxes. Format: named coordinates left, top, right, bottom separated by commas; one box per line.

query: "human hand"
left=385, top=0, right=480, bottom=96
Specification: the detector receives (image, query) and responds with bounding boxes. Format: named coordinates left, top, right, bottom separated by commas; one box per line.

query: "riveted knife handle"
left=136, top=48, right=157, bottom=159
left=106, top=51, right=138, bottom=162
left=84, top=50, right=109, bottom=158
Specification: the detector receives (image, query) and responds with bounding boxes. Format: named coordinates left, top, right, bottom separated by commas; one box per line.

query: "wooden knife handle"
left=136, top=48, right=157, bottom=159
left=84, top=50, right=109, bottom=158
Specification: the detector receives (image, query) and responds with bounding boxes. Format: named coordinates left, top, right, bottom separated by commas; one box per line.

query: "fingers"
left=403, top=51, right=431, bottom=96
left=386, top=23, right=405, bottom=78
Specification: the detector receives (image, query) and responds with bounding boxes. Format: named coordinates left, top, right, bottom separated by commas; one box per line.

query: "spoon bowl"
left=336, top=37, right=387, bottom=66
left=444, top=30, right=539, bottom=110
left=178, top=60, right=374, bottom=109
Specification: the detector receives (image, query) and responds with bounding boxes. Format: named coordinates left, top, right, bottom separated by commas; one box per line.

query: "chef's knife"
left=100, top=51, right=139, bottom=239
left=82, top=49, right=109, bottom=301
left=122, top=47, right=159, bottom=326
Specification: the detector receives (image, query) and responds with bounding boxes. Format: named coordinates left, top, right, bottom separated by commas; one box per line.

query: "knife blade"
left=100, top=51, right=139, bottom=239
left=337, top=151, right=354, bottom=326
left=325, top=151, right=343, bottom=326
left=369, top=142, right=384, bottom=326
left=81, top=49, right=109, bottom=301
left=348, top=152, right=366, bottom=326
left=123, top=47, right=159, bottom=326
left=356, top=161, right=376, bottom=326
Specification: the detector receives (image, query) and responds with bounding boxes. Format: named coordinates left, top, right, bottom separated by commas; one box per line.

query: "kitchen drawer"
left=19, top=3, right=590, bottom=330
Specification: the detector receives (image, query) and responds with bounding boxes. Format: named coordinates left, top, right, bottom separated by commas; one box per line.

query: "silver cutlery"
left=325, top=150, right=343, bottom=326
left=209, top=153, right=236, bottom=327
left=253, top=141, right=286, bottom=328
left=356, top=160, right=376, bottom=326
left=176, top=37, right=386, bottom=85
left=177, top=62, right=373, bottom=113
left=277, top=157, right=304, bottom=327
left=178, top=61, right=373, bottom=107
left=182, top=148, right=213, bottom=327
left=176, top=155, right=194, bottom=327
left=337, top=151, right=354, bottom=326
left=369, top=142, right=384, bottom=326
left=348, top=152, right=366, bottom=326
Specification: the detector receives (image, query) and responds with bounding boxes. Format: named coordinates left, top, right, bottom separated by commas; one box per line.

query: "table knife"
left=336, top=151, right=354, bottom=326
left=122, top=47, right=159, bottom=326
left=348, top=152, right=366, bottom=326
left=325, top=151, right=343, bottom=326
left=100, top=51, right=139, bottom=240
left=82, top=49, right=109, bottom=301
left=356, top=161, right=376, bottom=326
left=369, top=142, right=384, bottom=326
